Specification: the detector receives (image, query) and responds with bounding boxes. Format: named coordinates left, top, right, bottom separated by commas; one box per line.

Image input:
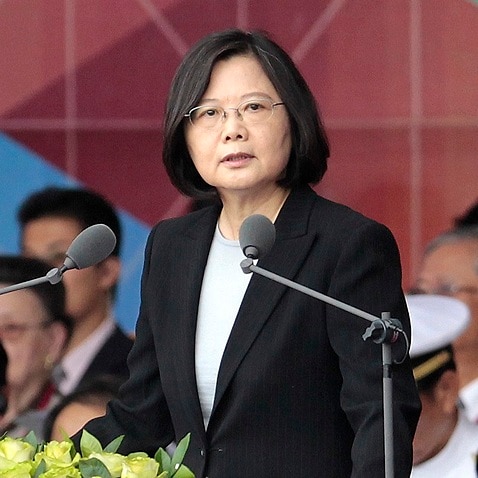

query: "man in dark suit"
left=17, top=186, right=133, bottom=395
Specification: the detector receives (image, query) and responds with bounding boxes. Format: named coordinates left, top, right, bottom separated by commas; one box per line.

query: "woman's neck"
left=218, top=187, right=290, bottom=240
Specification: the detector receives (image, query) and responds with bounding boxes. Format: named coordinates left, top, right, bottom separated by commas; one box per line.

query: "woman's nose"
left=221, top=112, right=247, bottom=141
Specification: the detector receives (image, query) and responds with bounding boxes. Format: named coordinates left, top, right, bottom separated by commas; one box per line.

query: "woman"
left=79, top=29, right=420, bottom=477
left=0, top=255, right=72, bottom=439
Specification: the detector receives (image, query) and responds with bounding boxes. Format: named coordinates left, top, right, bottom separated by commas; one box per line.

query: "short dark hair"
left=455, top=200, right=478, bottom=228
left=0, top=255, right=73, bottom=337
left=163, top=28, right=330, bottom=198
left=18, top=187, right=121, bottom=257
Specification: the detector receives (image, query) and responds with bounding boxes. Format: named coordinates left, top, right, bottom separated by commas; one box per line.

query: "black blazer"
left=83, top=186, right=420, bottom=477
left=74, top=326, right=133, bottom=392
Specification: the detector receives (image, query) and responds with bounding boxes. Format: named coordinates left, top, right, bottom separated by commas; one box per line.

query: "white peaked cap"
left=407, top=294, right=470, bottom=358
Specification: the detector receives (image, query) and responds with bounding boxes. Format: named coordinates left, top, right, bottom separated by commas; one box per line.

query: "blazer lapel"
left=171, top=206, right=220, bottom=440
left=211, top=187, right=318, bottom=414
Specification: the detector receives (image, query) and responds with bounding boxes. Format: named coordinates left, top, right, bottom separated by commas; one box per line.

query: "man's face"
left=415, top=240, right=478, bottom=351
left=21, top=216, right=106, bottom=324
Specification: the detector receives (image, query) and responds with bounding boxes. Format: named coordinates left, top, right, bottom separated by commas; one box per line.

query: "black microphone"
left=63, top=223, right=116, bottom=271
left=238, top=214, right=276, bottom=259
left=0, top=224, right=117, bottom=296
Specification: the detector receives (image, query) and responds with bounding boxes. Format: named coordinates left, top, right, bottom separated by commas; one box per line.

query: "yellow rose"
left=0, top=461, right=32, bottom=478
left=37, top=464, right=82, bottom=478
left=33, top=441, right=80, bottom=472
left=88, top=451, right=125, bottom=477
left=0, top=437, right=35, bottom=463
left=121, top=455, right=159, bottom=478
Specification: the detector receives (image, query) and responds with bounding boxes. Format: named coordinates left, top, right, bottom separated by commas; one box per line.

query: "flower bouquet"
left=0, top=430, right=194, bottom=478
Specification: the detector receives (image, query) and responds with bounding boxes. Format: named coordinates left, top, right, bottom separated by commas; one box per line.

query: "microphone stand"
left=0, top=224, right=117, bottom=297
left=0, top=267, right=65, bottom=296
left=241, top=257, right=406, bottom=478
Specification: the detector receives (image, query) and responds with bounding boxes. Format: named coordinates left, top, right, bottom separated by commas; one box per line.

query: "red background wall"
left=1, top=0, right=477, bottom=289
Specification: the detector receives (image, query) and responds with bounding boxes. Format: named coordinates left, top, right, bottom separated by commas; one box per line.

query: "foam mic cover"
left=63, top=223, right=117, bottom=270
left=239, top=214, right=276, bottom=260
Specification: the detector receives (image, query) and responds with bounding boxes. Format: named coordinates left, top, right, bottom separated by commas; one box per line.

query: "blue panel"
left=0, top=133, right=149, bottom=333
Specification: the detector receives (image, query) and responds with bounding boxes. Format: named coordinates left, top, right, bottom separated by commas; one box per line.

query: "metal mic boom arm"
left=240, top=257, right=405, bottom=347
left=0, top=266, right=64, bottom=296
left=240, top=256, right=407, bottom=478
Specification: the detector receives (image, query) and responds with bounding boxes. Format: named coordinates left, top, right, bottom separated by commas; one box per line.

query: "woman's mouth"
left=221, top=153, right=254, bottom=165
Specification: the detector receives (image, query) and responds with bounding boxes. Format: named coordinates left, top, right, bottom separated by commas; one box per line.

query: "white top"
left=411, top=411, right=478, bottom=477
left=57, top=315, right=116, bottom=395
left=195, top=224, right=251, bottom=429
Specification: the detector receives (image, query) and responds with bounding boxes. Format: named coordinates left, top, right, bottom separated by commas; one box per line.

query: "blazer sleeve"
left=325, top=220, right=420, bottom=477
left=76, top=227, right=175, bottom=456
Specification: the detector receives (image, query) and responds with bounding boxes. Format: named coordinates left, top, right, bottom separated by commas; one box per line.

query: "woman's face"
left=184, top=54, right=292, bottom=198
left=0, top=288, right=56, bottom=389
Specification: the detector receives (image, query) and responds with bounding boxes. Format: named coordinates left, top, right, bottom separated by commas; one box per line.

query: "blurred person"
left=73, top=29, right=420, bottom=477
left=414, top=226, right=478, bottom=423
left=17, top=186, right=134, bottom=396
left=407, top=294, right=478, bottom=477
left=43, top=374, right=122, bottom=441
left=0, top=255, right=72, bottom=439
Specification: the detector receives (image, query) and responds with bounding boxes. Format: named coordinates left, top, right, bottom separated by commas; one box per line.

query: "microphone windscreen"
left=65, top=224, right=117, bottom=270
left=239, top=214, right=276, bottom=259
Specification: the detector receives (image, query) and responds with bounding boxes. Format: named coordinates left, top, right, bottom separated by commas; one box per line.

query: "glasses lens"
left=190, top=106, right=223, bottom=128
left=239, top=99, right=274, bottom=124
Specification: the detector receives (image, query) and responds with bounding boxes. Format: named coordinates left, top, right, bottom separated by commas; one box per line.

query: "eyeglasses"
left=184, top=98, right=285, bottom=129
left=0, top=320, right=54, bottom=340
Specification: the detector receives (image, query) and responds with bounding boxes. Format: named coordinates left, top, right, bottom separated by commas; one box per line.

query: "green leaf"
left=79, top=457, right=113, bottom=478
left=156, top=448, right=172, bottom=472
left=23, top=430, right=39, bottom=449
left=104, top=434, right=124, bottom=453
left=32, top=459, right=47, bottom=478
left=67, top=437, right=78, bottom=460
left=80, top=429, right=104, bottom=457
left=170, top=434, right=190, bottom=476
left=172, top=464, right=195, bottom=478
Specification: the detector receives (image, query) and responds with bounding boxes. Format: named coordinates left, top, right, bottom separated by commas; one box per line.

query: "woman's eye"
left=203, top=108, right=219, bottom=117
left=247, top=103, right=261, bottom=111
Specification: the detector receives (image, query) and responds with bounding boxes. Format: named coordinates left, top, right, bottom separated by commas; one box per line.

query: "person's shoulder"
left=308, top=189, right=385, bottom=233
left=107, top=325, right=134, bottom=348
left=150, top=203, right=220, bottom=238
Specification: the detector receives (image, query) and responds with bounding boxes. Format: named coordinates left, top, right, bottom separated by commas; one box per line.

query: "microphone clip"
left=46, top=266, right=67, bottom=285
left=362, top=317, right=403, bottom=345
left=240, top=258, right=254, bottom=274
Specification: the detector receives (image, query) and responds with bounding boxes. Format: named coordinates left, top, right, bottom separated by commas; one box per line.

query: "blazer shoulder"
left=149, top=204, right=220, bottom=241
left=309, top=193, right=392, bottom=237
